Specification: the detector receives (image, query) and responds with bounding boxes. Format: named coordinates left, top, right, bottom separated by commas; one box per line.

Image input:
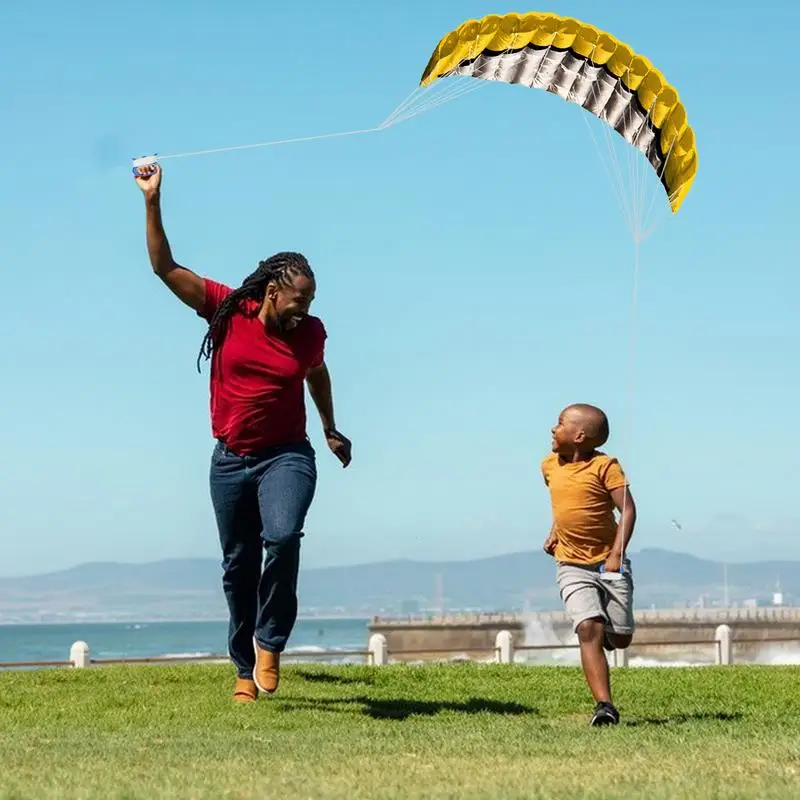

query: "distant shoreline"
left=0, top=616, right=374, bottom=627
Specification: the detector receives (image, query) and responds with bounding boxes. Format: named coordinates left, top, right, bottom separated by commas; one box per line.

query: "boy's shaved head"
left=563, top=404, right=610, bottom=446
left=551, top=404, right=611, bottom=458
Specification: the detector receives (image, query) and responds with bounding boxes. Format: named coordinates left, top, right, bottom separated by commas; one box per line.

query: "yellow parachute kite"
left=417, top=11, right=697, bottom=214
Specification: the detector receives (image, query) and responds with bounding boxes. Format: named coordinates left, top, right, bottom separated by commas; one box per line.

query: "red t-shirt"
left=197, top=278, right=326, bottom=455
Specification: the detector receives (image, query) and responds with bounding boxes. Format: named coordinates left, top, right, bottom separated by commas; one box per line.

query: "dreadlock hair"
left=196, top=251, right=314, bottom=372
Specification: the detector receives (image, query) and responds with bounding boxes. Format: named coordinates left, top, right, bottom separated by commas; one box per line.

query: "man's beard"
left=278, top=312, right=305, bottom=331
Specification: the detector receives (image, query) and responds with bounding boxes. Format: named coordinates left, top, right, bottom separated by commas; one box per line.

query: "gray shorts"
left=556, top=559, right=635, bottom=635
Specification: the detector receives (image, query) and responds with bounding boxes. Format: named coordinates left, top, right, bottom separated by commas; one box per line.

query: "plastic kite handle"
left=599, top=562, right=627, bottom=582
left=132, top=155, right=159, bottom=177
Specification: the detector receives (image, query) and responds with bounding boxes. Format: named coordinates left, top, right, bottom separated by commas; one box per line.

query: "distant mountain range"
left=0, top=548, right=792, bottom=624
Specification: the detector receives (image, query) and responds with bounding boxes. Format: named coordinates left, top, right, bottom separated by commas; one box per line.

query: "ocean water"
left=0, top=618, right=371, bottom=665
left=4, top=616, right=800, bottom=668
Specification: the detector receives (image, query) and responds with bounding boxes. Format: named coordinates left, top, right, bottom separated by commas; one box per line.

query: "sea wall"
left=368, top=613, right=526, bottom=661
left=368, top=607, right=800, bottom=663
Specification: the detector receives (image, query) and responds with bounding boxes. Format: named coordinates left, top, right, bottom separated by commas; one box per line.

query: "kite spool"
left=132, top=155, right=159, bottom=177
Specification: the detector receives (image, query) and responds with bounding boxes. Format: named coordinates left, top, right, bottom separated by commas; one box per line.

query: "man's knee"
left=260, top=524, right=304, bottom=549
left=576, top=617, right=606, bottom=643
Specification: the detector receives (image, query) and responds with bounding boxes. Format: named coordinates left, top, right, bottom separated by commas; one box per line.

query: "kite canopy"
left=419, top=12, right=697, bottom=213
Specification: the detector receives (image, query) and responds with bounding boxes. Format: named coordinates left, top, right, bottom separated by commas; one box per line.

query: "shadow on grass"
left=281, top=696, right=537, bottom=721
left=625, top=711, right=743, bottom=727
left=294, top=670, right=374, bottom=686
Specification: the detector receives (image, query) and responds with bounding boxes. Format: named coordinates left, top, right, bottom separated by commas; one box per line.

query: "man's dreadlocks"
left=196, top=251, right=314, bottom=372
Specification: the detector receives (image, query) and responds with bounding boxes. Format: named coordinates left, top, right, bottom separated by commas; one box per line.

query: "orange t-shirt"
left=541, top=451, right=628, bottom=565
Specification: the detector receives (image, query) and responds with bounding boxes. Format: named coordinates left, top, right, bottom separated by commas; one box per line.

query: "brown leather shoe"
left=253, top=639, right=280, bottom=694
left=233, top=677, right=258, bottom=703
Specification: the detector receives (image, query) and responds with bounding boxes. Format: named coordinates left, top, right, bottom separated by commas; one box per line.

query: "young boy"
left=541, top=403, right=637, bottom=726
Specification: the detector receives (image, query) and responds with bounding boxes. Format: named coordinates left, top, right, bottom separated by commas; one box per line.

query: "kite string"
left=579, top=45, right=648, bottom=567
left=387, top=27, right=488, bottom=125
left=386, top=78, right=485, bottom=125
left=380, top=75, right=480, bottom=127
left=380, top=84, right=436, bottom=126
left=157, top=126, right=383, bottom=161
left=640, top=133, right=680, bottom=242
left=154, top=76, right=487, bottom=163
left=620, top=234, right=640, bottom=549
left=580, top=99, right=634, bottom=236
left=373, top=40, right=492, bottom=128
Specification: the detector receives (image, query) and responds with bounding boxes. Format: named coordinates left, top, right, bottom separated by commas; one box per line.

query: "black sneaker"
left=590, top=701, right=620, bottom=726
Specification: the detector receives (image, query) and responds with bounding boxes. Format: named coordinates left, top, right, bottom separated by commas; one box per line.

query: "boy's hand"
left=604, top=551, right=622, bottom=573
left=543, top=531, right=558, bottom=556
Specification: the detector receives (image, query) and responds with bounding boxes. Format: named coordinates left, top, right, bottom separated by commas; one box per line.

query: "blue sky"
left=1, top=0, right=798, bottom=577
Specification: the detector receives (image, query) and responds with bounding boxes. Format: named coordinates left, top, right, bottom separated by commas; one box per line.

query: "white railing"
left=1, top=624, right=796, bottom=671
left=368, top=625, right=738, bottom=667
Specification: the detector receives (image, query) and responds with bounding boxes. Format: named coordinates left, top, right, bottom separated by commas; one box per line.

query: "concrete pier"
left=368, top=607, right=800, bottom=663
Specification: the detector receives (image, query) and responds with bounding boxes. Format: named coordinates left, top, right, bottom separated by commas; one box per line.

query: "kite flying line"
left=130, top=75, right=489, bottom=174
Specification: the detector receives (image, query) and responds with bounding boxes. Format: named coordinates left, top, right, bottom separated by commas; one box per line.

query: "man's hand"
left=135, top=162, right=162, bottom=198
left=325, top=428, right=352, bottom=468
left=543, top=530, right=558, bottom=556
left=306, top=363, right=349, bottom=466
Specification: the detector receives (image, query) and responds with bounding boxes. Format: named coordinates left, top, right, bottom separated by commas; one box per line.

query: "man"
left=135, top=162, right=352, bottom=702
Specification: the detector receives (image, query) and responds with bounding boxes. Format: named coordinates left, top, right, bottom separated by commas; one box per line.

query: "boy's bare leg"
left=576, top=618, right=612, bottom=702
left=577, top=619, right=630, bottom=726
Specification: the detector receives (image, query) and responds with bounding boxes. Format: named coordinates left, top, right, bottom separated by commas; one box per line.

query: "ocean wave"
left=159, top=651, right=215, bottom=659
left=285, top=644, right=362, bottom=654
left=628, top=657, right=713, bottom=668
left=752, top=646, right=800, bottom=665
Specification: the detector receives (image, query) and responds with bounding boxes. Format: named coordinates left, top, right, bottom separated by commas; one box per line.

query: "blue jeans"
left=209, top=438, right=317, bottom=678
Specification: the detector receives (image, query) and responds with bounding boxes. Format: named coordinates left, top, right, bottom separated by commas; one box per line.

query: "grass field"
left=2, top=662, right=800, bottom=798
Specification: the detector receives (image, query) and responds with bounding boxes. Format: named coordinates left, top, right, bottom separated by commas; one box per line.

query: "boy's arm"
left=607, top=486, right=637, bottom=569
left=543, top=523, right=558, bottom=555
left=541, top=458, right=558, bottom=554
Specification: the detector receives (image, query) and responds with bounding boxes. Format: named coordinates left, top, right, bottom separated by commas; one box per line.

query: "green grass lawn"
left=1, top=662, right=799, bottom=798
